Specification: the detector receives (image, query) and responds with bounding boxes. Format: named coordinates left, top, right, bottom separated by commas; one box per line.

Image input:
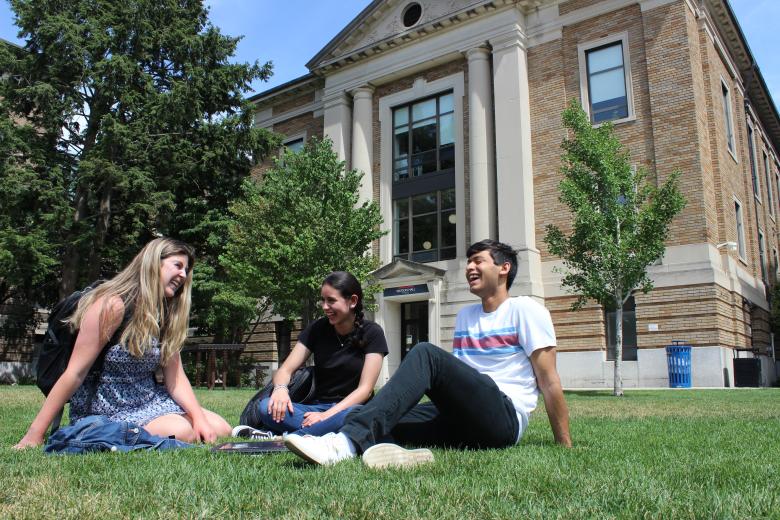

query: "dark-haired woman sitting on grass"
left=249, top=272, right=387, bottom=437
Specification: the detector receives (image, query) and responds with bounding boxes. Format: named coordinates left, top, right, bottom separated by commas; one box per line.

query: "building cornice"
left=702, top=0, right=780, bottom=152
left=306, top=0, right=553, bottom=74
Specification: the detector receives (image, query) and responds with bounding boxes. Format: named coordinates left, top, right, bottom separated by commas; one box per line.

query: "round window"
left=402, top=3, right=422, bottom=28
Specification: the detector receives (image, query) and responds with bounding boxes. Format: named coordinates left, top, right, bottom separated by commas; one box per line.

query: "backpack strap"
left=48, top=305, right=132, bottom=434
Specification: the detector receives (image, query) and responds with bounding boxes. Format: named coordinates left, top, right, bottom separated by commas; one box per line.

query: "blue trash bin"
left=666, top=340, right=692, bottom=388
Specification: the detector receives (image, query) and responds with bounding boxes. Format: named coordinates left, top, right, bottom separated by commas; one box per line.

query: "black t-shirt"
left=298, top=317, right=388, bottom=401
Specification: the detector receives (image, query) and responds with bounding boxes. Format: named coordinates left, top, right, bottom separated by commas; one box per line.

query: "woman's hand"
left=268, top=387, right=294, bottom=423
left=191, top=416, right=217, bottom=444
left=301, top=411, right=330, bottom=428
left=14, top=431, right=45, bottom=450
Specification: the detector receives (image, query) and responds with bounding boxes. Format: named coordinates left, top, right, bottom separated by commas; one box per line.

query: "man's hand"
left=530, top=346, right=572, bottom=447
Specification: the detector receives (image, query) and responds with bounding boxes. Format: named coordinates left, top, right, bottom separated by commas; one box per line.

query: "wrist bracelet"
left=273, top=384, right=289, bottom=392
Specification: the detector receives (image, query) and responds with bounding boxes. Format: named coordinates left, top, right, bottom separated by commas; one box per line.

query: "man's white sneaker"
left=231, top=425, right=275, bottom=440
left=284, top=433, right=356, bottom=465
left=362, top=443, right=434, bottom=469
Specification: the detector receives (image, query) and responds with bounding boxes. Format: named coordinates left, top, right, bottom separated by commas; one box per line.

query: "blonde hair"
left=69, top=237, right=195, bottom=364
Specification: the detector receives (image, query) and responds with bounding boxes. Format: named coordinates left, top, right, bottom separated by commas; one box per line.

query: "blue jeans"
left=44, top=415, right=193, bottom=454
left=256, top=398, right=356, bottom=436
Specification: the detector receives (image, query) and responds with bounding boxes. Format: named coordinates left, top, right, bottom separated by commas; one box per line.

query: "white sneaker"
left=362, top=443, right=434, bottom=469
left=231, top=425, right=275, bottom=440
left=284, top=433, right=355, bottom=465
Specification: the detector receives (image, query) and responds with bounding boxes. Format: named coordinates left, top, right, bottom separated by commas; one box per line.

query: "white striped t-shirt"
left=453, top=296, right=557, bottom=438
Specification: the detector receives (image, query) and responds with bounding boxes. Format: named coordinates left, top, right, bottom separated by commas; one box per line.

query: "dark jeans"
left=341, top=342, right=519, bottom=452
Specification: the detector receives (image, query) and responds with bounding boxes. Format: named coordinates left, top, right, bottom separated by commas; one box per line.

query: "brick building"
left=251, top=0, right=779, bottom=387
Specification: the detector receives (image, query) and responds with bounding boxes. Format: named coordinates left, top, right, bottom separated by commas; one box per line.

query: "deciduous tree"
left=545, top=101, right=686, bottom=395
left=222, top=137, right=384, bottom=360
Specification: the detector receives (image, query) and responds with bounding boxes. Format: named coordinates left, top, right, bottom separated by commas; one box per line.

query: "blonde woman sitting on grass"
left=15, top=238, right=231, bottom=448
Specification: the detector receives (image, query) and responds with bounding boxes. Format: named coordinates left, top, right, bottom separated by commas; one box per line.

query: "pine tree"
left=1, top=0, right=279, bottom=341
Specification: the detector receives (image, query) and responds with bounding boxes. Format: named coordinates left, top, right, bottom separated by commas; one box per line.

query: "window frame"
left=391, top=91, right=456, bottom=199
left=747, top=121, right=760, bottom=202
left=577, top=32, right=635, bottom=126
left=390, top=91, right=457, bottom=263
left=378, top=73, right=465, bottom=266
left=763, top=149, right=774, bottom=219
left=721, top=79, right=737, bottom=159
left=735, top=198, right=747, bottom=262
left=759, top=229, right=768, bottom=282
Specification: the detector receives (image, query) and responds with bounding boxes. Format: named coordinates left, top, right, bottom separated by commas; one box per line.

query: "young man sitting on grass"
left=285, top=239, right=572, bottom=468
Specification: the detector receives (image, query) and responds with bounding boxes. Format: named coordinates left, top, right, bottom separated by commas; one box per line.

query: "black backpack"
left=239, top=366, right=316, bottom=428
left=36, top=282, right=120, bottom=432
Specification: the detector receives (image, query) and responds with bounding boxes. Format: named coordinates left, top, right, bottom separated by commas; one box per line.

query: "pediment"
left=307, top=0, right=515, bottom=72
left=371, top=258, right=446, bottom=281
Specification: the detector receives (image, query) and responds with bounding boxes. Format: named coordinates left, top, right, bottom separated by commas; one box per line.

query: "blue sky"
left=1, top=0, right=777, bottom=105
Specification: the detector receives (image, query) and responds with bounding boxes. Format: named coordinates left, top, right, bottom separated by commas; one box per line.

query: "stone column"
left=466, top=46, right=496, bottom=243
left=490, top=29, right=544, bottom=299
left=351, top=86, right=374, bottom=206
left=323, top=91, right=352, bottom=166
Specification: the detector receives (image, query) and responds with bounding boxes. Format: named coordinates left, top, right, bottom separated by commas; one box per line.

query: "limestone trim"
left=543, top=242, right=768, bottom=310
left=377, top=72, right=466, bottom=266
left=351, top=85, right=375, bottom=206
left=489, top=26, right=544, bottom=300
left=323, top=91, right=353, bottom=163
left=577, top=31, right=636, bottom=126
left=308, top=0, right=532, bottom=73
left=465, top=46, right=496, bottom=241
left=319, top=7, right=523, bottom=99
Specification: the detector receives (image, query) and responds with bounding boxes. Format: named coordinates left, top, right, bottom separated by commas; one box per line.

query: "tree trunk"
left=275, top=319, right=292, bottom=364
left=60, top=98, right=107, bottom=298
left=60, top=186, right=89, bottom=298
left=87, top=185, right=112, bottom=281
left=614, top=302, right=624, bottom=396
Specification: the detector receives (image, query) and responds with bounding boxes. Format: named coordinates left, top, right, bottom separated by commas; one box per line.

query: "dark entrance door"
left=401, top=301, right=429, bottom=359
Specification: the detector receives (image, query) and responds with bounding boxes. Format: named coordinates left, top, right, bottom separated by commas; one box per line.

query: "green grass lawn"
left=1, top=386, right=778, bottom=519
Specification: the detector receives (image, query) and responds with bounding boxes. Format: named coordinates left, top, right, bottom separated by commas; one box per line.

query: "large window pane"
left=587, top=44, right=623, bottom=73
left=394, top=158, right=408, bottom=181
left=589, top=68, right=626, bottom=104
left=395, top=218, right=409, bottom=255
left=439, top=113, right=454, bottom=146
left=440, top=144, right=454, bottom=171
left=412, top=120, right=437, bottom=153
left=394, top=127, right=409, bottom=157
left=412, top=193, right=437, bottom=214
left=412, top=214, right=437, bottom=252
left=410, top=151, right=437, bottom=176
left=412, top=98, right=436, bottom=121
left=441, top=188, right=455, bottom=209
left=441, top=210, right=456, bottom=247
left=394, top=107, right=408, bottom=127
left=439, top=93, right=454, bottom=114
left=395, top=198, right=409, bottom=219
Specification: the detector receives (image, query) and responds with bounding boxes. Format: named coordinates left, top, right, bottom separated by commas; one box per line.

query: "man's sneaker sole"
left=362, top=443, right=434, bottom=469
left=284, top=435, right=329, bottom=465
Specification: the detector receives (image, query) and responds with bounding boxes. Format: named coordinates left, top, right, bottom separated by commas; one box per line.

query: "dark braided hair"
left=323, top=271, right=367, bottom=350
